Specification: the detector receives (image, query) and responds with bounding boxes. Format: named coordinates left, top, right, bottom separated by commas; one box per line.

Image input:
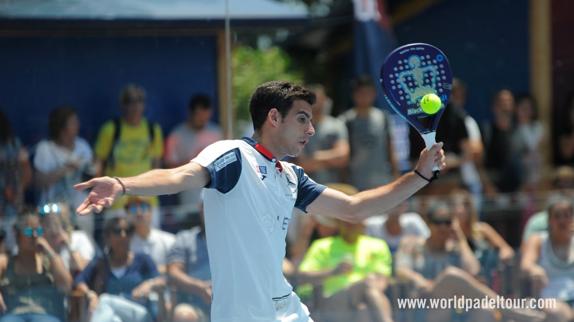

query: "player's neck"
left=252, top=132, right=284, bottom=160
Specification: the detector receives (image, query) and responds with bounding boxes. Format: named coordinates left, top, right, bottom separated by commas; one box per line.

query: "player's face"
left=276, top=100, right=315, bottom=157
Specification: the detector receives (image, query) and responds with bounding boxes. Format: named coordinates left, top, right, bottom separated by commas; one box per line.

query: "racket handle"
left=421, top=132, right=441, bottom=173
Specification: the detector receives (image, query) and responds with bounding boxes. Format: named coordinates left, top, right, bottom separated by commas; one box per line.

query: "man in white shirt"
left=365, top=202, right=429, bottom=254
left=75, top=81, right=445, bottom=322
left=125, top=196, right=175, bottom=274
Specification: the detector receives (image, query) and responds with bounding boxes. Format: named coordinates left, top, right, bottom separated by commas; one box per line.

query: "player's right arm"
left=74, top=161, right=209, bottom=215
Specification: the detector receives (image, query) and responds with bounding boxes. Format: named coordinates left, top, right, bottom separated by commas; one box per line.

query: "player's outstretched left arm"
left=74, top=161, right=209, bottom=215
left=307, top=143, right=445, bottom=223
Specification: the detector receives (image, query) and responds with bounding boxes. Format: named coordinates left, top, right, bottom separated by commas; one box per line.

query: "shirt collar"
left=242, top=137, right=283, bottom=172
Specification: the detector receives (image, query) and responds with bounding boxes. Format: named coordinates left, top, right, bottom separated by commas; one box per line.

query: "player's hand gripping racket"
left=379, top=43, right=452, bottom=179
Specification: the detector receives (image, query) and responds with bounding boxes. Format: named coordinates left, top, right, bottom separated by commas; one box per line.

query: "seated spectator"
left=297, top=183, right=394, bottom=322
left=450, top=190, right=514, bottom=281
left=0, top=109, right=32, bottom=254
left=522, top=166, right=574, bottom=242
left=0, top=213, right=72, bottom=322
left=126, top=197, right=175, bottom=274
left=167, top=206, right=211, bottom=322
left=287, top=202, right=339, bottom=266
left=396, top=202, right=543, bottom=322
left=164, top=94, right=222, bottom=216
left=75, top=217, right=166, bottom=322
left=521, top=197, right=574, bottom=322
left=40, top=202, right=95, bottom=275
left=33, top=107, right=95, bottom=235
left=365, top=201, right=429, bottom=255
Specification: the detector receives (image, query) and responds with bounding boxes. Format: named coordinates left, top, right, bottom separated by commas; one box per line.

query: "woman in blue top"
left=75, top=217, right=165, bottom=322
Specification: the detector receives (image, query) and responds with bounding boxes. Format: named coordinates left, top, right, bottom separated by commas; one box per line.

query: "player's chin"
left=288, top=145, right=305, bottom=157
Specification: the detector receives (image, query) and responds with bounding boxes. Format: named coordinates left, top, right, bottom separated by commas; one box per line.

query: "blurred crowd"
left=0, top=78, right=573, bottom=322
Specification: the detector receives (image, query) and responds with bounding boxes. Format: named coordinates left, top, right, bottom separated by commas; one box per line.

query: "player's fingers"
left=429, top=142, right=444, bottom=152
left=76, top=198, right=93, bottom=216
left=74, top=179, right=95, bottom=191
left=90, top=204, right=104, bottom=214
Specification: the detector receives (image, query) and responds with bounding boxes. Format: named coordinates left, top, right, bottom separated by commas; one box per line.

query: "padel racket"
left=379, top=43, right=452, bottom=176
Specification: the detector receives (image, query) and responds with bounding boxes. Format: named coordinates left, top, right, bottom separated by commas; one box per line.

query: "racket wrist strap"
left=414, top=169, right=434, bottom=183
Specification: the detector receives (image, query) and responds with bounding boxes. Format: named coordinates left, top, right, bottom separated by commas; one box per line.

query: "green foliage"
left=233, top=46, right=303, bottom=121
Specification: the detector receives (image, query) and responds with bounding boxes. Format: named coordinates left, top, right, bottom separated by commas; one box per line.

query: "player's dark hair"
left=48, top=106, right=77, bottom=141
left=249, top=81, right=315, bottom=132
left=188, top=94, right=212, bottom=114
left=351, top=75, right=375, bottom=91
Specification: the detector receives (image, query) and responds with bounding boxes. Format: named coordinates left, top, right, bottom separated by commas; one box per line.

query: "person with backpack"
left=94, top=84, right=163, bottom=227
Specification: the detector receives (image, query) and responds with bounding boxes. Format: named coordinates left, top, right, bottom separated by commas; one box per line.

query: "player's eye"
left=297, top=116, right=308, bottom=124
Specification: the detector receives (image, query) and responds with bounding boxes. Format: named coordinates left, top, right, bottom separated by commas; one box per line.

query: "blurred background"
left=0, top=0, right=573, bottom=321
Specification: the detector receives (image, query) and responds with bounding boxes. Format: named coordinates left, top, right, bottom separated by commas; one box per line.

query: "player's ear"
left=268, top=108, right=281, bottom=127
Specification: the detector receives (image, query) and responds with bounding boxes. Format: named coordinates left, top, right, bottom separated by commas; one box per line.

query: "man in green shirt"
left=298, top=185, right=393, bottom=322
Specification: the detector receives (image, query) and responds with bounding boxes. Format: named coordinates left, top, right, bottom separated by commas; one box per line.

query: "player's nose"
left=306, top=122, right=315, bottom=137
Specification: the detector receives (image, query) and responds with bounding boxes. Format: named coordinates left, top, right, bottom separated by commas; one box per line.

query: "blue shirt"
left=75, top=252, right=159, bottom=297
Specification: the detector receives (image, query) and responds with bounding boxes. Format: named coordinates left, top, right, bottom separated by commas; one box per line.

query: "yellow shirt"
left=299, top=235, right=392, bottom=298
left=95, top=118, right=163, bottom=208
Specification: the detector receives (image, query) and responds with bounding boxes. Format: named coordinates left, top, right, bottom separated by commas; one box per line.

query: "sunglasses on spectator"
left=111, top=227, right=134, bottom=236
left=22, top=226, right=44, bottom=237
left=125, top=203, right=151, bottom=215
left=430, top=218, right=452, bottom=226
left=38, top=203, right=61, bottom=217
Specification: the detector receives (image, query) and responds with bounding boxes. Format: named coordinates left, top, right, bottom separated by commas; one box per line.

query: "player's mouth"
left=298, top=139, right=308, bottom=146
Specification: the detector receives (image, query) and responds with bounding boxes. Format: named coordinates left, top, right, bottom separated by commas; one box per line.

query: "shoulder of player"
left=201, top=139, right=247, bottom=155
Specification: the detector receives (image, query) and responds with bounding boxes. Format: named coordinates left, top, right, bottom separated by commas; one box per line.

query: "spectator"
left=164, top=94, right=222, bottom=215
left=167, top=205, right=211, bottom=322
left=483, top=89, right=521, bottom=193
left=395, top=202, right=543, bottom=322
left=295, top=84, right=349, bottom=183
left=513, top=94, right=545, bottom=190
left=33, top=107, right=94, bottom=235
left=0, top=213, right=72, bottom=322
left=298, top=184, right=393, bottom=322
left=449, top=79, right=485, bottom=207
left=521, top=197, right=574, bottom=322
left=94, top=84, right=163, bottom=226
left=40, top=202, right=95, bottom=275
left=0, top=109, right=32, bottom=254
left=339, top=75, right=397, bottom=190
left=75, top=217, right=166, bottom=322
left=450, top=189, right=514, bottom=283
left=364, top=201, right=429, bottom=255
left=523, top=166, right=574, bottom=242
left=126, top=197, right=175, bottom=274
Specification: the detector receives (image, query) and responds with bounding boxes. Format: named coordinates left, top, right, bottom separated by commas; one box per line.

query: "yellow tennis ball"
left=420, top=93, right=442, bottom=114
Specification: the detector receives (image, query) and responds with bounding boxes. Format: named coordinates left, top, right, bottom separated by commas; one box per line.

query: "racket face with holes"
left=379, top=43, right=452, bottom=134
